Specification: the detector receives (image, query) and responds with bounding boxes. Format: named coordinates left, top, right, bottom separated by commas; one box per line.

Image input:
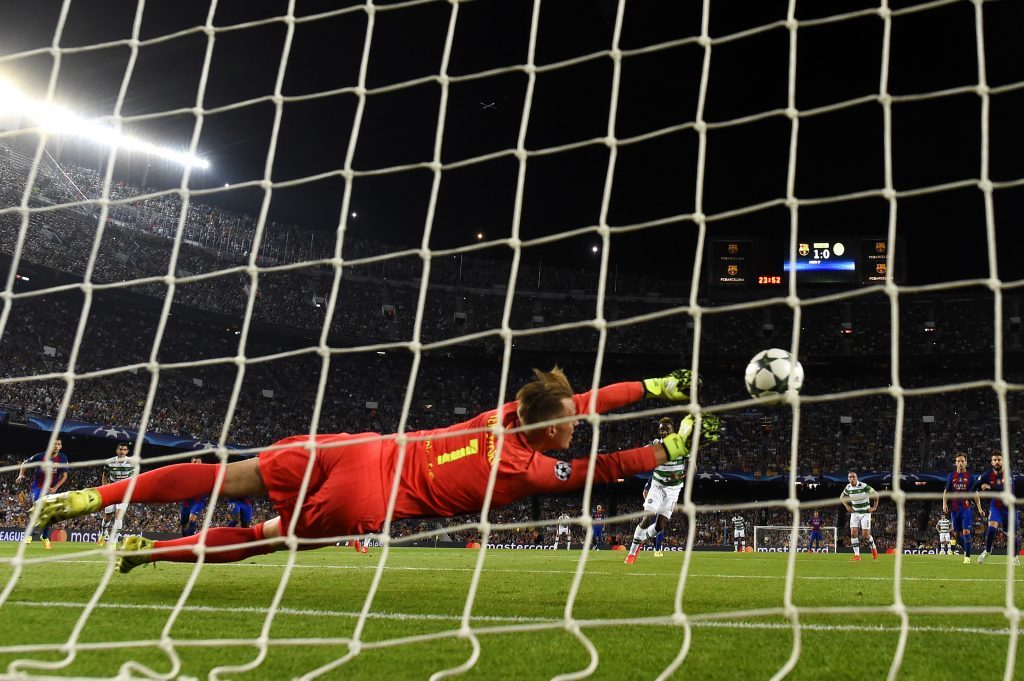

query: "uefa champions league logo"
left=554, top=461, right=572, bottom=481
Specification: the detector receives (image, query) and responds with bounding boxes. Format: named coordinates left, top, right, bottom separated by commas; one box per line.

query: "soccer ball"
left=744, top=348, right=804, bottom=399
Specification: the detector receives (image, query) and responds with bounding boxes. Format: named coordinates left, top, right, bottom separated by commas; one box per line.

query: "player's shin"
left=985, top=526, right=996, bottom=552
left=962, top=533, right=972, bottom=557
left=150, top=524, right=279, bottom=564
left=628, top=525, right=647, bottom=555
left=851, top=538, right=860, bottom=556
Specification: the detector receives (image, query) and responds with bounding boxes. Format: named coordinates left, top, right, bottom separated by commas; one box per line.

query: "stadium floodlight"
left=0, top=77, right=209, bottom=170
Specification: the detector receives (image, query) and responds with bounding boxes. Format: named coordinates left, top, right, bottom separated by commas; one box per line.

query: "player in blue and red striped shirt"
left=15, top=439, right=68, bottom=548
left=808, top=510, right=824, bottom=553
left=226, top=497, right=254, bottom=528
left=178, top=457, right=207, bottom=536
left=943, top=453, right=982, bottom=564
left=970, top=450, right=1019, bottom=561
left=592, top=505, right=606, bottom=549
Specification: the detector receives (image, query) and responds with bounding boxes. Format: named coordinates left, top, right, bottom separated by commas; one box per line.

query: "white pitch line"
left=4, top=599, right=551, bottom=624
left=35, top=559, right=1024, bottom=583
left=1, top=600, right=1015, bottom=640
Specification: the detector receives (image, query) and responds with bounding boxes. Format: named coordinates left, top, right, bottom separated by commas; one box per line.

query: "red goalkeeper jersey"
left=388, top=381, right=656, bottom=519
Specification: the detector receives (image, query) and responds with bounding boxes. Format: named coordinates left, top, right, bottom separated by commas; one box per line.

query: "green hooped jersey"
left=650, top=417, right=694, bottom=487
left=103, top=456, right=135, bottom=482
left=651, top=443, right=686, bottom=488
left=843, top=482, right=875, bottom=512
left=937, top=518, right=952, bottom=534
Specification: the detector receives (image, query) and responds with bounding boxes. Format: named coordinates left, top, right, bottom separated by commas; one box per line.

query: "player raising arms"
left=624, top=416, right=711, bottom=565
left=841, top=471, right=879, bottom=561
left=98, top=443, right=135, bottom=546
left=974, top=452, right=1015, bottom=565
left=943, top=453, right=982, bottom=564
left=15, top=439, right=68, bottom=548
left=35, top=368, right=720, bottom=573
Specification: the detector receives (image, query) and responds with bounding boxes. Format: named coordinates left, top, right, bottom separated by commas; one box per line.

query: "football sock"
left=655, top=531, right=664, bottom=551
left=152, top=524, right=277, bottom=564
left=867, top=536, right=876, bottom=550
left=962, top=533, right=972, bottom=557
left=629, top=525, right=646, bottom=555
left=852, top=538, right=860, bottom=556
left=985, top=526, right=996, bottom=552
left=40, top=523, right=51, bottom=540
left=186, top=520, right=198, bottom=536
left=98, top=463, right=219, bottom=506
left=227, top=519, right=238, bottom=527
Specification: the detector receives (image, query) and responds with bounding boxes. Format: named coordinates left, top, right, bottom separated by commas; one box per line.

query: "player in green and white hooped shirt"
left=841, top=471, right=879, bottom=561
left=99, top=443, right=135, bottom=546
left=731, top=514, right=746, bottom=551
left=626, top=417, right=684, bottom=562
left=555, top=512, right=572, bottom=550
left=936, top=512, right=953, bottom=555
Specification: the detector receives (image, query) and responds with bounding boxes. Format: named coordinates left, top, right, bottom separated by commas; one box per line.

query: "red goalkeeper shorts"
left=258, top=433, right=389, bottom=539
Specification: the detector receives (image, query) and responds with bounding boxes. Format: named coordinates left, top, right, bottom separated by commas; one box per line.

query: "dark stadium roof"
left=1, top=0, right=1022, bottom=283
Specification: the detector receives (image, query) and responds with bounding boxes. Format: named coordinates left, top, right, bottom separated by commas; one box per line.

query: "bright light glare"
left=0, top=78, right=209, bottom=170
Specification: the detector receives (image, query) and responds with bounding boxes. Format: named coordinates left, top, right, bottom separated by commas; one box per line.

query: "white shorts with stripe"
left=850, top=512, right=872, bottom=530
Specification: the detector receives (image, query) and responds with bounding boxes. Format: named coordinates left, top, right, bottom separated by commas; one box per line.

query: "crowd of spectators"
left=2, top=141, right=1020, bottom=359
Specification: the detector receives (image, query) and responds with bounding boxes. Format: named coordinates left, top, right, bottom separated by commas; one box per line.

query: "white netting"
left=0, top=0, right=1022, bottom=679
left=753, top=526, right=839, bottom=553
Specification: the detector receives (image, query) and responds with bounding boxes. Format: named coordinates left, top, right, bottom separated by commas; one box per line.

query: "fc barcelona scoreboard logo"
left=708, top=237, right=900, bottom=292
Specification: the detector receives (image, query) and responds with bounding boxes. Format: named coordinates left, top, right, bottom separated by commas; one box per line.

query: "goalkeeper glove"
left=662, top=414, right=721, bottom=461
left=661, top=432, right=690, bottom=461
left=643, top=369, right=696, bottom=402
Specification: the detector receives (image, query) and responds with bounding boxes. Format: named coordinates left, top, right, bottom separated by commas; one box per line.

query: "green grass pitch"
left=0, top=544, right=1021, bottom=680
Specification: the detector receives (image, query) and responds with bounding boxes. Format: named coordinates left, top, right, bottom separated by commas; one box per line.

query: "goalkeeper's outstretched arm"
left=569, top=369, right=698, bottom=417
left=524, top=413, right=720, bottom=496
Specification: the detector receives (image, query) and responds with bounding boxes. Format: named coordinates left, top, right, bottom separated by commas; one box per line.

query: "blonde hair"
left=516, top=367, right=574, bottom=425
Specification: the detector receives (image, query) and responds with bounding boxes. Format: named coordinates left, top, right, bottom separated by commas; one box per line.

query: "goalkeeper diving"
left=33, top=368, right=720, bottom=572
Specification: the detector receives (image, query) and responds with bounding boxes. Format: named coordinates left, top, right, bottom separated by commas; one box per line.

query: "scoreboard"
left=708, top=238, right=902, bottom=291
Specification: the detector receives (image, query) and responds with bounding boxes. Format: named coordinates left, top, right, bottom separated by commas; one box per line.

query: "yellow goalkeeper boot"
left=34, top=489, right=103, bottom=526
left=116, top=536, right=155, bottom=574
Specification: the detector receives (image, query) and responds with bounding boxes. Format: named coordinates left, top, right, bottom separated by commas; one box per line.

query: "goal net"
left=754, top=525, right=838, bottom=554
left=0, top=0, right=1022, bottom=679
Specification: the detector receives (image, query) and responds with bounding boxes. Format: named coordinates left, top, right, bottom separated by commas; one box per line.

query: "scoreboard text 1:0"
left=709, top=238, right=902, bottom=290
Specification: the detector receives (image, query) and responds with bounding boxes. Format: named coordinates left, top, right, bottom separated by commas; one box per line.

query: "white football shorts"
left=643, top=481, right=682, bottom=519
left=850, top=512, right=872, bottom=531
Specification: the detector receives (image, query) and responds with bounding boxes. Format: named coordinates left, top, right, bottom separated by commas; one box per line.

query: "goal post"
left=753, top=526, right=838, bottom=554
